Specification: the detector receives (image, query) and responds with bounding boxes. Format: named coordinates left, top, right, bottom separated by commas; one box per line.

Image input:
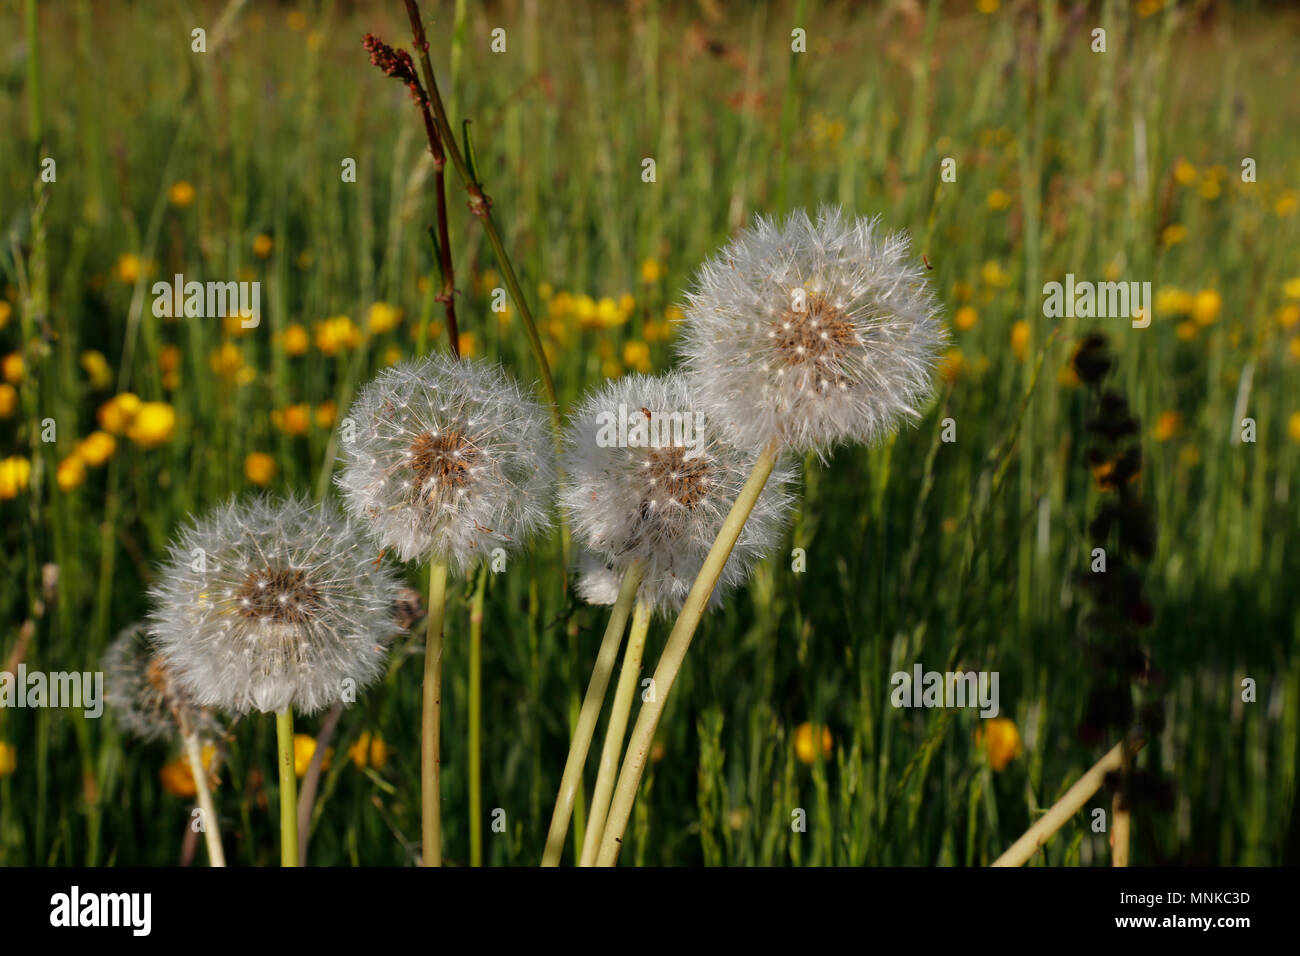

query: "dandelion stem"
left=275, top=709, right=298, bottom=867
left=596, top=439, right=781, bottom=866
left=422, top=558, right=449, bottom=867
left=182, top=729, right=225, bottom=867
left=468, top=561, right=488, bottom=866
left=991, top=731, right=1145, bottom=867
left=541, top=561, right=644, bottom=866
left=580, top=596, right=652, bottom=866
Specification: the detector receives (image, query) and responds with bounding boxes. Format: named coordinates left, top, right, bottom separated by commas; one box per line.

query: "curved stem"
left=580, top=597, right=651, bottom=866
left=541, top=561, right=644, bottom=866
left=596, top=440, right=780, bottom=866
left=468, top=562, right=487, bottom=866
left=182, top=729, right=225, bottom=867
left=422, top=558, right=449, bottom=867
left=275, top=709, right=298, bottom=867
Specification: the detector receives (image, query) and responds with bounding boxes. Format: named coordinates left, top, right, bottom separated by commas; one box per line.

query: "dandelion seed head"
left=147, top=495, right=405, bottom=716
left=678, top=206, right=947, bottom=456
left=561, top=372, right=795, bottom=613
left=102, top=623, right=220, bottom=743
left=337, top=355, right=555, bottom=569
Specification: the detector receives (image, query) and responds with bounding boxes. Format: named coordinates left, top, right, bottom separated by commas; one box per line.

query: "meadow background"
left=1, top=0, right=1298, bottom=866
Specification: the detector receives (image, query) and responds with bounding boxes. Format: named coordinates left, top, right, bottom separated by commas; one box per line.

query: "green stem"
left=580, top=597, right=652, bottom=866
left=596, top=440, right=781, bottom=866
left=422, top=558, right=449, bottom=866
left=25, top=0, right=41, bottom=147
left=275, top=709, right=298, bottom=867
left=541, top=561, right=644, bottom=866
left=468, top=562, right=488, bottom=866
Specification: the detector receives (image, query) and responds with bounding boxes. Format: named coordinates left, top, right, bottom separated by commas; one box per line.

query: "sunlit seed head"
left=103, top=623, right=219, bottom=743
left=337, top=355, right=555, bottom=570
left=147, top=494, right=405, bottom=716
left=561, top=371, right=795, bottom=613
left=678, top=206, right=947, bottom=457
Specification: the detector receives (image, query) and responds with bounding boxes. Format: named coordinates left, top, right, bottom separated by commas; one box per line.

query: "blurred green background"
left=1, top=0, right=1298, bottom=865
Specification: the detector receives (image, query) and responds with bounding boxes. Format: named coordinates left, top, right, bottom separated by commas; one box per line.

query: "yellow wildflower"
left=97, top=393, right=141, bottom=434
left=1010, top=320, right=1031, bottom=361
left=283, top=323, right=310, bottom=356
left=253, top=233, right=273, bottom=258
left=975, top=717, right=1022, bottom=771
left=56, top=456, right=86, bottom=492
left=622, top=340, right=652, bottom=374
left=0, top=741, right=14, bottom=776
left=81, top=350, right=114, bottom=389
left=0, top=457, right=33, bottom=499
left=294, top=734, right=333, bottom=776
left=168, top=181, right=196, bottom=207
left=366, top=301, right=403, bottom=334
left=348, top=732, right=389, bottom=771
left=314, top=400, right=337, bottom=429
left=1192, top=289, right=1221, bottom=326
left=2, top=352, right=23, bottom=384
left=954, top=306, right=977, bottom=331
left=115, top=253, right=142, bottom=284
left=794, top=722, right=833, bottom=765
left=1152, top=411, right=1180, bottom=442
left=1160, top=224, right=1188, bottom=247
left=0, top=383, right=14, bottom=417
left=209, top=342, right=244, bottom=378
left=244, top=452, right=276, bottom=486
left=127, top=402, right=176, bottom=448
left=76, top=431, right=116, bottom=467
left=640, top=258, right=663, bottom=283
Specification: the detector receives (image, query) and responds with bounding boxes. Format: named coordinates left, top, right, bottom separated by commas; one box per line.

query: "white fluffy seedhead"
left=678, top=206, right=946, bottom=456
left=337, top=355, right=555, bottom=570
left=147, top=495, right=405, bottom=716
left=103, top=622, right=219, bottom=743
left=561, top=372, right=795, bottom=613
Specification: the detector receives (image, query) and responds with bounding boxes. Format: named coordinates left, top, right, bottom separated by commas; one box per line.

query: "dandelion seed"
left=103, top=623, right=220, bottom=743
left=561, top=372, right=794, bottom=612
left=337, top=355, right=555, bottom=570
left=147, top=495, right=405, bottom=716
left=677, top=206, right=946, bottom=456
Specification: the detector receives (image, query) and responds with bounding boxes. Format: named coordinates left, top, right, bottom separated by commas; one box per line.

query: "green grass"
left=1, top=0, right=1298, bottom=866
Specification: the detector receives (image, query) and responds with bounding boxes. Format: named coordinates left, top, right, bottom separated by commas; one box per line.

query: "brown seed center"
left=145, top=658, right=172, bottom=695
left=771, top=293, right=858, bottom=372
left=408, top=429, right=478, bottom=500
left=644, top=446, right=712, bottom=509
left=237, top=566, right=320, bottom=625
